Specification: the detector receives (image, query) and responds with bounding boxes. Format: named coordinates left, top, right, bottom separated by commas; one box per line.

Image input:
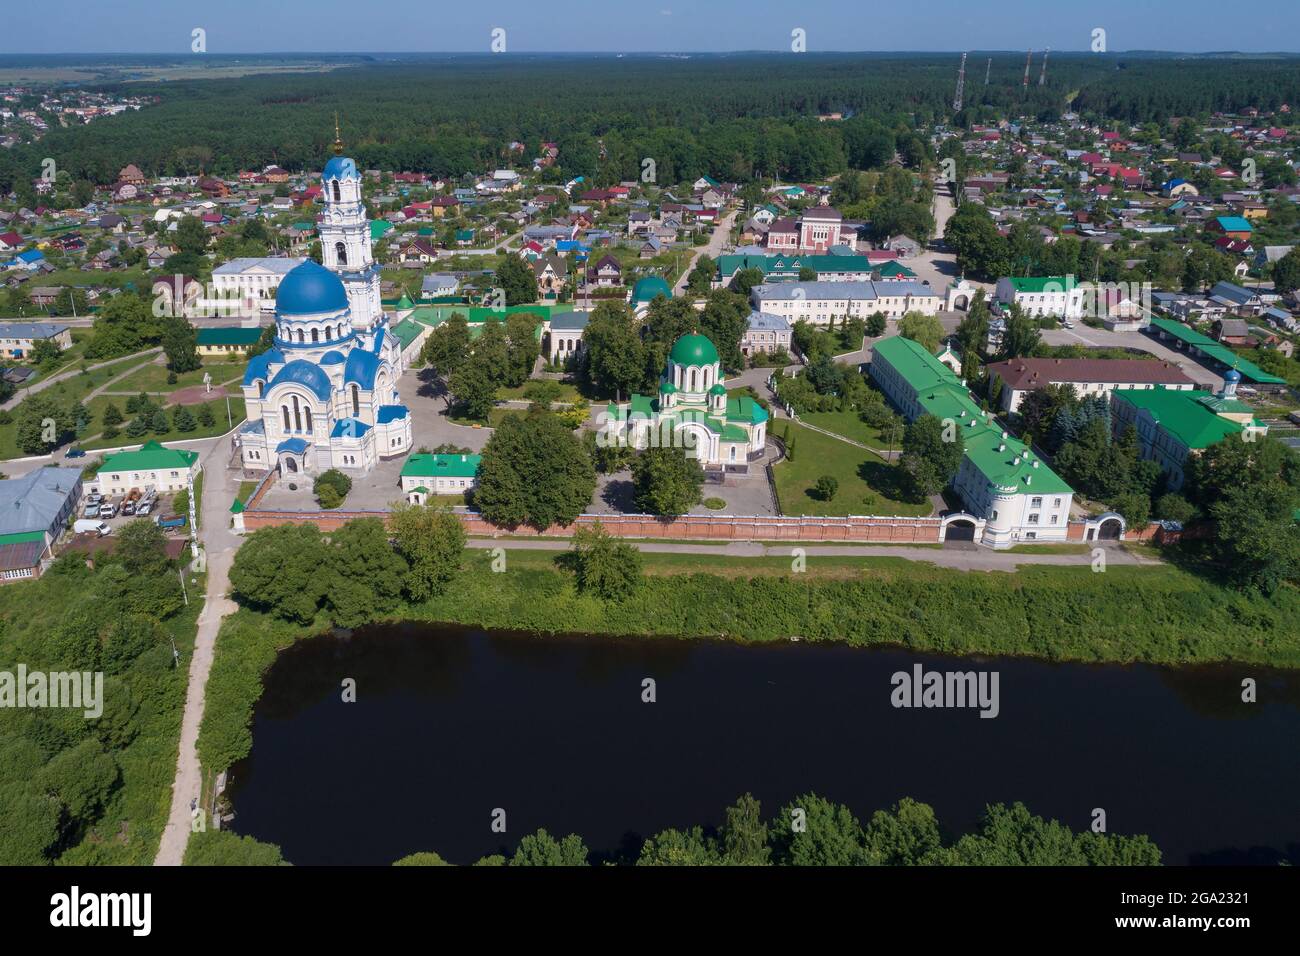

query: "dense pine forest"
left=3, top=52, right=1300, bottom=188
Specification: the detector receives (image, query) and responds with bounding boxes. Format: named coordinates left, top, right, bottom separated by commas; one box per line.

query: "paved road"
left=154, top=435, right=243, bottom=866
left=674, top=208, right=738, bottom=294
left=467, top=537, right=1158, bottom=571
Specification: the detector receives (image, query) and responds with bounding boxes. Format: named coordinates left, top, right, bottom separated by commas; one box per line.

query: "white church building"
left=236, top=135, right=412, bottom=476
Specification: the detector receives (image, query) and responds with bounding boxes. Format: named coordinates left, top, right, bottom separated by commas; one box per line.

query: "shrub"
left=815, top=475, right=839, bottom=501
left=313, top=469, right=352, bottom=509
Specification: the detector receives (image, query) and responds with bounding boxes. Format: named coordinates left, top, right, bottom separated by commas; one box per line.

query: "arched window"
left=331, top=180, right=341, bottom=202
left=281, top=405, right=291, bottom=431
left=335, top=241, right=347, bottom=267
left=688, top=368, right=697, bottom=392
left=311, top=328, right=319, bottom=343
left=296, top=329, right=304, bottom=343
left=256, top=379, right=265, bottom=398
left=351, top=384, right=360, bottom=418
left=291, top=395, right=302, bottom=432
left=304, top=407, right=313, bottom=433
left=325, top=327, right=333, bottom=341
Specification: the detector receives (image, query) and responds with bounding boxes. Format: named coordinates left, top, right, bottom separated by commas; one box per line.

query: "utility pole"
left=953, top=52, right=967, bottom=113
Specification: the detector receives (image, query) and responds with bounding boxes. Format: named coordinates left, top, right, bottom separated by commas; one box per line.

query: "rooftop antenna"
left=1038, top=49, right=1050, bottom=86
left=1022, top=50, right=1033, bottom=88
left=984, top=58, right=992, bottom=86
left=953, top=52, right=967, bottom=112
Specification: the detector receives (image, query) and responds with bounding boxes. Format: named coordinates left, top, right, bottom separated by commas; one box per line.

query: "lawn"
left=496, top=380, right=582, bottom=403
left=108, top=361, right=247, bottom=396
left=772, top=420, right=932, bottom=518
left=78, top=396, right=246, bottom=451
left=800, top=409, right=893, bottom=451
left=0, top=354, right=151, bottom=460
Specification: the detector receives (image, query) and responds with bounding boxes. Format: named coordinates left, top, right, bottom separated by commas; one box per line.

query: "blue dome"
left=322, top=156, right=360, bottom=181
left=268, top=359, right=334, bottom=402
left=276, top=260, right=349, bottom=316
left=318, top=349, right=346, bottom=365
left=1225, top=368, right=1242, bottom=382
left=345, top=347, right=380, bottom=390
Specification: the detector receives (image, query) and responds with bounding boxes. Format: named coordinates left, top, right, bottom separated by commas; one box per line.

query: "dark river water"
left=227, top=624, right=1300, bottom=866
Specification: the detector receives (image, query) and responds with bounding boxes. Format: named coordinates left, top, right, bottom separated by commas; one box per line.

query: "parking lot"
left=75, top=488, right=191, bottom=535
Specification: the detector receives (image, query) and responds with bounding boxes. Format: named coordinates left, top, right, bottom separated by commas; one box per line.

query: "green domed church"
left=606, top=332, right=769, bottom=467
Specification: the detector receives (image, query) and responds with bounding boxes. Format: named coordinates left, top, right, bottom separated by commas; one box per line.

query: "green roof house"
left=399, top=453, right=482, bottom=501
left=869, top=335, right=1074, bottom=547
left=93, top=440, right=201, bottom=497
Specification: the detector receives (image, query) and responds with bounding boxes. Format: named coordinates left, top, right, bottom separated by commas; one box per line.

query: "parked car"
left=98, top=503, right=117, bottom=519
left=135, top=502, right=153, bottom=517
left=73, top=519, right=110, bottom=537
left=65, top=447, right=86, bottom=459
left=86, top=492, right=103, bottom=506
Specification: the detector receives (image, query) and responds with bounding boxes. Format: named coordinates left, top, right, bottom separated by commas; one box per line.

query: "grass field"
left=78, top=396, right=245, bottom=452
left=0, top=354, right=150, bottom=460
left=772, top=420, right=932, bottom=518
left=107, top=361, right=247, bottom=396
left=800, top=409, right=892, bottom=450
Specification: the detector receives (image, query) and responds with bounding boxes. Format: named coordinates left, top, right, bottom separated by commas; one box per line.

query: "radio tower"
left=953, top=52, right=967, bottom=112
left=984, top=58, right=991, bottom=86
left=1038, top=48, right=1050, bottom=86
left=1022, top=50, right=1032, bottom=87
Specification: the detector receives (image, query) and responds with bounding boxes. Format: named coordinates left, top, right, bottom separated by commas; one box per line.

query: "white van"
left=73, top=519, right=111, bottom=537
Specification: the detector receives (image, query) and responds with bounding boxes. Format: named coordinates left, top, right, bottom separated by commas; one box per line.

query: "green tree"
left=582, top=301, right=645, bottom=400
left=769, top=793, right=869, bottom=866
left=114, top=518, right=170, bottom=575
left=325, top=518, right=408, bottom=628
left=899, top=414, right=964, bottom=498
left=449, top=352, right=498, bottom=422
left=567, top=522, right=642, bottom=600
left=510, top=829, right=590, bottom=866
left=173, top=406, right=197, bottom=432
left=389, top=503, right=466, bottom=602
left=161, top=317, right=201, bottom=373
left=631, top=446, right=704, bottom=516
left=313, top=469, right=352, bottom=509
left=494, top=253, right=538, bottom=306
left=229, top=524, right=332, bottom=623
left=475, top=411, right=597, bottom=529
left=897, top=311, right=944, bottom=353
left=815, top=475, right=839, bottom=501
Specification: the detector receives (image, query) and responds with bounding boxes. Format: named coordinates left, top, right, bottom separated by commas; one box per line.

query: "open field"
left=772, top=420, right=931, bottom=518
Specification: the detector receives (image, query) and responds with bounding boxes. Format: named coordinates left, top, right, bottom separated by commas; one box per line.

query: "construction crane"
left=984, top=58, right=992, bottom=86
left=953, top=52, right=967, bottom=112
left=1039, top=48, right=1050, bottom=86
left=1022, top=50, right=1032, bottom=87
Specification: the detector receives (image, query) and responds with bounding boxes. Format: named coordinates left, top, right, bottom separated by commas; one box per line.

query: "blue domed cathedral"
left=236, top=130, right=412, bottom=476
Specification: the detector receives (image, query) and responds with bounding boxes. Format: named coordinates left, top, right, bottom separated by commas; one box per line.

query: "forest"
left=4, top=52, right=1300, bottom=190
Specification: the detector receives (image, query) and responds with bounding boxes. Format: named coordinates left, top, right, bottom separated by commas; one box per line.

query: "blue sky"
left=4, top=0, right=1299, bottom=54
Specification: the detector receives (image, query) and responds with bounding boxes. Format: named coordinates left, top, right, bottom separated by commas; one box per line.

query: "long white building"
left=751, top=280, right=941, bottom=324
left=213, top=256, right=308, bottom=313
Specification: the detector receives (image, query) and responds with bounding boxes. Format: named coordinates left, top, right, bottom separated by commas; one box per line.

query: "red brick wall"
left=241, top=509, right=946, bottom=543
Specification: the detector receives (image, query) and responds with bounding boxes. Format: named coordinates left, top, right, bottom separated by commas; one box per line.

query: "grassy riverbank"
left=196, top=549, right=1300, bottom=782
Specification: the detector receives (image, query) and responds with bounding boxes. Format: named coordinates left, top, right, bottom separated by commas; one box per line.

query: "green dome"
left=632, top=276, right=673, bottom=303
left=709, top=382, right=727, bottom=395
left=669, top=333, right=719, bottom=367
left=659, top=380, right=677, bottom=393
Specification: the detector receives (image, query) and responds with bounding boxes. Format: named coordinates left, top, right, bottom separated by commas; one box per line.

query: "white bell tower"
left=319, top=117, right=383, bottom=336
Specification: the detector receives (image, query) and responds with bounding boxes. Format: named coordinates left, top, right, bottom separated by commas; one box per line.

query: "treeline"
left=6, top=54, right=1300, bottom=189
left=0, top=520, right=197, bottom=865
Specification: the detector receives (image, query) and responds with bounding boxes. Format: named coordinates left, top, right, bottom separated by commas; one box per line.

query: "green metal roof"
left=99, top=440, right=199, bottom=474
left=196, top=326, right=262, bottom=346
left=401, top=453, right=482, bottom=479
left=0, top=530, right=45, bottom=546
left=1111, top=388, right=1245, bottom=450
left=669, top=333, right=719, bottom=367
left=390, top=318, right=422, bottom=350
left=1005, top=276, right=1077, bottom=294
left=872, top=336, right=1072, bottom=496
left=1148, top=317, right=1285, bottom=384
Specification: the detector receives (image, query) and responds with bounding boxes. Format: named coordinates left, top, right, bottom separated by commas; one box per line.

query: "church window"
left=296, top=329, right=304, bottom=343
left=311, top=328, right=319, bottom=343
left=325, top=327, right=333, bottom=341
left=304, top=407, right=313, bottom=433
left=332, top=181, right=341, bottom=202
left=292, top=396, right=303, bottom=432
left=281, top=405, right=291, bottom=431
left=351, top=384, right=360, bottom=418
left=335, top=241, right=347, bottom=267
